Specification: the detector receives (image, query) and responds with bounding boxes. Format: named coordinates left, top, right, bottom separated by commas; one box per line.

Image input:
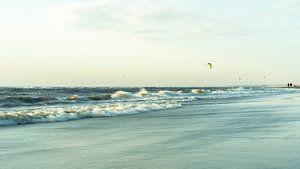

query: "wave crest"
left=191, top=89, right=204, bottom=94
left=0, top=102, right=181, bottom=126
left=135, top=88, right=150, bottom=97
left=111, top=91, right=133, bottom=98
left=156, top=90, right=181, bottom=96
left=67, top=95, right=80, bottom=100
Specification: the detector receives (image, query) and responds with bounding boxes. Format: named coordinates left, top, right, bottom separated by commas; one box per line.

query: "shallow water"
left=1, top=87, right=300, bottom=169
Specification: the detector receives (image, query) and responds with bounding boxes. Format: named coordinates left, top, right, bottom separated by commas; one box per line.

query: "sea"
left=1, top=86, right=300, bottom=169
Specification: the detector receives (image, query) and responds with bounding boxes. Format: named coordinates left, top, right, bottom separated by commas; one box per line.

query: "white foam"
left=156, top=90, right=181, bottom=96
left=0, top=101, right=182, bottom=126
left=111, top=91, right=133, bottom=98
left=191, top=89, right=204, bottom=94
left=67, top=95, right=80, bottom=100
left=135, top=88, right=150, bottom=97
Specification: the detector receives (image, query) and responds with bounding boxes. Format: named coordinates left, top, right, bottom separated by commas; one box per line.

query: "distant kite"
left=262, top=75, right=266, bottom=79
left=207, top=63, right=213, bottom=69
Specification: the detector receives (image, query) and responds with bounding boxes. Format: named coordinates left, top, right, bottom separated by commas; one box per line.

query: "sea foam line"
left=0, top=101, right=182, bottom=126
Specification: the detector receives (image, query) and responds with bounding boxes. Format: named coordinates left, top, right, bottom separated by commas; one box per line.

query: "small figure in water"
left=290, top=83, right=293, bottom=88
left=288, top=83, right=290, bottom=88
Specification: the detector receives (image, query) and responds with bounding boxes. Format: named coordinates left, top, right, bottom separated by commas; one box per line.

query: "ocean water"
left=0, top=86, right=293, bottom=126
left=1, top=86, right=300, bottom=169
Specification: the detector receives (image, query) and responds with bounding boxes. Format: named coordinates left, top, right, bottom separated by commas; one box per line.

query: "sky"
left=0, top=0, right=299, bottom=86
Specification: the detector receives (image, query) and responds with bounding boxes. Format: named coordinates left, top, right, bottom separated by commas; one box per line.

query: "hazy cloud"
left=49, top=0, right=244, bottom=39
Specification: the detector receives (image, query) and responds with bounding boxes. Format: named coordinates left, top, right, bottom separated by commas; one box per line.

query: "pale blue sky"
left=0, top=0, right=299, bottom=86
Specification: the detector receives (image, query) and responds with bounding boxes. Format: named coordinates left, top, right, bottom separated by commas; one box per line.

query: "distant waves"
left=0, top=88, right=204, bottom=107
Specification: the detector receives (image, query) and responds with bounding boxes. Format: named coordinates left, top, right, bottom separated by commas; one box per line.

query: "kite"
left=207, top=63, right=213, bottom=69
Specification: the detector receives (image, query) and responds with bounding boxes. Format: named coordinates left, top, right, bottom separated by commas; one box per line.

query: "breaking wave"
left=136, top=88, right=150, bottom=97
left=191, top=89, right=204, bottom=94
left=0, top=102, right=181, bottom=126
left=67, top=95, right=80, bottom=101
left=111, top=91, right=133, bottom=98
